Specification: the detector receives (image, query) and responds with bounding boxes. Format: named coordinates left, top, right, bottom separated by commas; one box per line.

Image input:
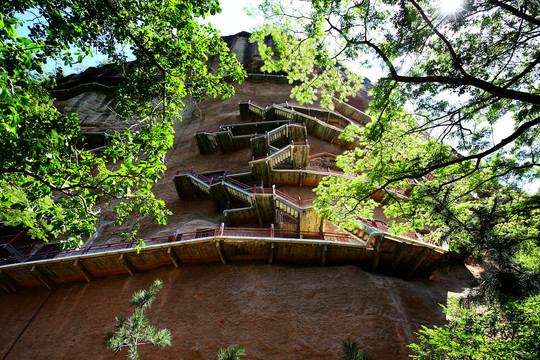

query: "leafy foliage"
left=253, top=1, right=540, bottom=357
left=250, top=2, right=365, bottom=109
left=104, top=279, right=171, bottom=360
left=217, top=344, right=246, bottom=360
left=253, top=0, right=540, bottom=292
left=409, top=296, right=540, bottom=359
left=342, top=339, right=372, bottom=360
left=1, top=0, right=245, bottom=248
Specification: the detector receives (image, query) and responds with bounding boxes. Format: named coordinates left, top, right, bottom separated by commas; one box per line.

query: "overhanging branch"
left=358, top=39, right=540, bottom=105
left=376, top=116, right=540, bottom=188
left=490, top=0, right=540, bottom=26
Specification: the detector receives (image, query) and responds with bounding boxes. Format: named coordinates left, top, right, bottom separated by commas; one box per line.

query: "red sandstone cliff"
left=0, top=32, right=473, bottom=360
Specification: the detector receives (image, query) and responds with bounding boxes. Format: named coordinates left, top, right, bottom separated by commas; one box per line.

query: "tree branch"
left=0, top=168, right=96, bottom=214
left=504, top=54, right=540, bottom=89
left=375, top=116, right=540, bottom=187
left=490, top=0, right=540, bottom=26
left=0, top=168, right=76, bottom=195
left=408, top=0, right=468, bottom=77
left=390, top=73, right=540, bottom=105
left=358, top=39, right=540, bottom=105
left=101, top=0, right=167, bottom=74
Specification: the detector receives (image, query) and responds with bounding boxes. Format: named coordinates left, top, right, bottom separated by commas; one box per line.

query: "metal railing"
left=242, top=101, right=353, bottom=141
left=359, top=218, right=440, bottom=246
left=221, top=175, right=251, bottom=191
left=0, top=226, right=366, bottom=266
left=188, top=169, right=211, bottom=184
left=273, top=188, right=316, bottom=208
left=178, top=170, right=317, bottom=209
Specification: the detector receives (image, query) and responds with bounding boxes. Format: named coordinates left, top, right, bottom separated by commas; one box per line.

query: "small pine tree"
left=104, top=279, right=171, bottom=360
left=342, top=339, right=372, bottom=360
left=218, top=344, right=246, bottom=360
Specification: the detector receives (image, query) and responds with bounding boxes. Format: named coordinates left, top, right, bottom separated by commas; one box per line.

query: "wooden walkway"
left=194, top=121, right=307, bottom=155
left=242, top=73, right=372, bottom=126
left=174, top=163, right=409, bottom=229
left=178, top=98, right=410, bottom=231
left=173, top=169, right=322, bottom=230
left=0, top=224, right=447, bottom=291
left=238, top=101, right=360, bottom=149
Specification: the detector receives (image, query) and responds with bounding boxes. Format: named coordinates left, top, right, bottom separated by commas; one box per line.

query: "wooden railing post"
left=82, top=243, right=92, bottom=254
left=270, top=223, right=274, bottom=238
left=219, top=222, right=224, bottom=236
left=167, top=248, right=180, bottom=268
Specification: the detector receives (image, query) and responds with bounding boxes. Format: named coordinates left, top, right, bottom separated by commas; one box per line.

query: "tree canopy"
left=0, top=0, right=245, bottom=248
left=252, top=0, right=540, bottom=356
left=252, top=0, right=540, bottom=287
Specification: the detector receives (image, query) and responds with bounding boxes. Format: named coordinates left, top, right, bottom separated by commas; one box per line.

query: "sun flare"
left=440, top=0, right=463, bottom=16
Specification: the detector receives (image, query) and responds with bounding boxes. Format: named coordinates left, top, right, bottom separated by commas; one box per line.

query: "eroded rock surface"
left=0, top=263, right=474, bottom=360
left=0, top=31, right=468, bottom=360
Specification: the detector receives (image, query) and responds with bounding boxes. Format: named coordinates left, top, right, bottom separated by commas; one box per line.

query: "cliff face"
left=52, top=31, right=372, bottom=134
left=0, top=32, right=472, bottom=359
left=0, top=263, right=473, bottom=360
left=221, top=31, right=271, bottom=74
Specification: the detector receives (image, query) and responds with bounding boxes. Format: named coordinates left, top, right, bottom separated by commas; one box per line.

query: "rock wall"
left=0, top=77, right=472, bottom=360
left=51, top=31, right=372, bottom=134
left=0, top=31, right=471, bottom=360
left=0, top=263, right=473, bottom=360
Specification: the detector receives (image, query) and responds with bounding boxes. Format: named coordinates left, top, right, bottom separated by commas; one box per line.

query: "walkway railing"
left=0, top=219, right=445, bottom=268
left=195, top=121, right=305, bottom=155
left=188, top=168, right=211, bottom=184
left=359, top=218, right=441, bottom=246
left=273, top=187, right=316, bottom=207
left=247, top=142, right=309, bottom=169
left=239, top=101, right=359, bottom=148
left=0, top=227, right=365, bottom=266
left=177, top=170, right=316, bottom=219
